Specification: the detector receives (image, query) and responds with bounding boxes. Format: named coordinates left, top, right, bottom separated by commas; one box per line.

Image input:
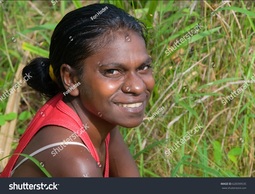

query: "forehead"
left=84, top=30, right=148, bottom=65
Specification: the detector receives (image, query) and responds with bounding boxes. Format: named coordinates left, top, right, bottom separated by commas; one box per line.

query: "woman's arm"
left=12, top=126, right=102, bottom=177
left=109, top=127, right=140, bottom=177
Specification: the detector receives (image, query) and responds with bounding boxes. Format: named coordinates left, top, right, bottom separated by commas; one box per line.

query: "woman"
left=1, top=3, right=154, bottom=177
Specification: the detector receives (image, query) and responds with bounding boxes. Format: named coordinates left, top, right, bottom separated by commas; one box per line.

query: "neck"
left=64, top=95, right=115, bottom=149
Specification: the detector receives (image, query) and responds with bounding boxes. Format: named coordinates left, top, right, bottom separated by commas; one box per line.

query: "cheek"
left=105, top=82, right=119, bottom=91
left=83, top=79, right=120, bottom=100
left=97, top=80, right=121, bottom=96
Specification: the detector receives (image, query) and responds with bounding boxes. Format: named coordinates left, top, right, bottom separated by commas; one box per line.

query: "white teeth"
left=118, top=103, right=142, bottom=108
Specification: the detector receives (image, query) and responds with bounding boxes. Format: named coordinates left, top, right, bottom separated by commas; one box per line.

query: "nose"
left=122, top=72, right=146, bottom=95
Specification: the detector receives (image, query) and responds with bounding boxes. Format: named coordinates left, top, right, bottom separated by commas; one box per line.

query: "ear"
left=60, top=64, right=80, bottom=97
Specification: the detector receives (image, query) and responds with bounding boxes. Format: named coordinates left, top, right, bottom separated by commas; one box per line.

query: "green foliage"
left=0, top=113, right=17, bottom=126
left=18, top=111, right=32, bottom=121
left=0, top=153, right=51, bottom=177
left=227, top=147, right=242, bottom=167
left=213, top=140, right=222, bottom=166
left=22, top=42, right=49, bottom=57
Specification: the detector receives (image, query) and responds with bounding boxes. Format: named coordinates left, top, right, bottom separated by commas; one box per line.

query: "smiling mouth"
left=116, top=102, right=143, bottom=108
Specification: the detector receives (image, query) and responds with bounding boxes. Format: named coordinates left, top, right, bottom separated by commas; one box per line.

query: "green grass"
left=0, top=153, right=52, bottom=177
left=0, top=0, right=255, bottom=177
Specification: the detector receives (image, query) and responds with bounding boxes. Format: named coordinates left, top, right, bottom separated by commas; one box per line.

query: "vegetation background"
left=0, top=0, right=254, bottom=177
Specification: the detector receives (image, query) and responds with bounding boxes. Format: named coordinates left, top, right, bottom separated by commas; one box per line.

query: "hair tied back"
left=49, top=64, right=57, bottom=82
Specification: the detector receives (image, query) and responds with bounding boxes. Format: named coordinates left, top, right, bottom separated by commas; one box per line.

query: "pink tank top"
left=0, top=93, right=110, bottom=177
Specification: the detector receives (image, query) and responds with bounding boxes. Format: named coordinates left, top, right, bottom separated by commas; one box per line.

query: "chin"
left=118, top=118, right=144, bottom=128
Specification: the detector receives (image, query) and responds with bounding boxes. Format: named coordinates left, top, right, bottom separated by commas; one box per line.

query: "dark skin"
left=12, top=30, right=155, bottom=177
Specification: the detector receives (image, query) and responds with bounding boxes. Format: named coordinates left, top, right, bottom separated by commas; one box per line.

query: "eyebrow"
left=99, top=57, right=152, bottom=68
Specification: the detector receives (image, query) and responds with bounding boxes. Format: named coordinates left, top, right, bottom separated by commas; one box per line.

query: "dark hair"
left=23, top=3, right=146, bottom=98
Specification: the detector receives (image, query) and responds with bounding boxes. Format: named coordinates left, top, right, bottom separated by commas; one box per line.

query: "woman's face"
left=79, top=31, right=154, bottom=128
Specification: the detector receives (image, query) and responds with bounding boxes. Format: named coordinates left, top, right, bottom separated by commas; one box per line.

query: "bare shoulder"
left=12, top=126, right=102, bottom=177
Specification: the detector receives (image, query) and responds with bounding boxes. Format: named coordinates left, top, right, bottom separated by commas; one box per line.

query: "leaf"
left=218, top=7, right=255, bottom=17
left=146, top=1, right=158, bottom=26
left=227, top=147, right=242, bottom=166
left=18, top=153, right=52, bottom=177
left=177, top=100, right=200, bottom=120
left=198, top=77, right=240, bottom=89
left=72, top=0, right=82, bottom=9
left=228, top=155, right=237, bottom=166
left=182, top=161, right=222, bottom=177
left=143, top=168, right=160, bottom=177
left=20, top=23, right=57, bottom=34
left=0, top=115, right=5, bottom=126
left=228, top=147, right=242, bottom=156
left=188, top=27, right=222, bottom=43
left=171, top=155, right=191, bottom=177
left=213, top=141, right=222, bottom=166
left=0, top=153, right=51, bottom=177
left=17, top=128, right=26, bottom=135
left=3, top=112, right=17, bottom=121
left=134, top=8, right=148, bottom=17
left=224, top=170, right=238, bottom=177
left=18, top=111, right=31, bottom=121
left=22, top=42, right=49, bottom=58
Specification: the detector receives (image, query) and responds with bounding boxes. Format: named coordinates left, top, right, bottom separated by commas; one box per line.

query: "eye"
left=107, top=69, right=118, bottom=74
left=138, top=64, right=152, bottom=71
left=103, top=69, right=121, bottom=77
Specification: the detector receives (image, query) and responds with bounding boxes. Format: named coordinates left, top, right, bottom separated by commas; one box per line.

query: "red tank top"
left=0, top=93, right=110, bottom=177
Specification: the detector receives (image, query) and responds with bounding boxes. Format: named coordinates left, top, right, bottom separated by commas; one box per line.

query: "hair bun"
left=22, top=57, right=60, bottom=98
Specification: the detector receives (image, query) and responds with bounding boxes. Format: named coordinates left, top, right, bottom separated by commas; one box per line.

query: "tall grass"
left=0, top=0, right=254, bottom=177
